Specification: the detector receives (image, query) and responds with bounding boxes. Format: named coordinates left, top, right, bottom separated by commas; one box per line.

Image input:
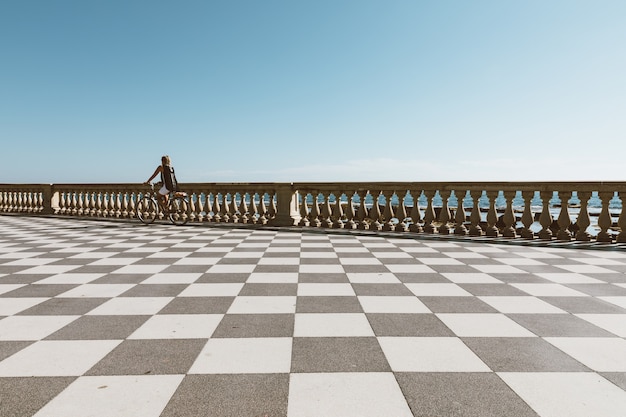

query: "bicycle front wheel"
left=137, top=196, right=158, bottom=224
left=168, top=196, right=190, bottom=225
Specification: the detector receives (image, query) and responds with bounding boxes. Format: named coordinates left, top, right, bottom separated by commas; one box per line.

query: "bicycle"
left=136, top=183, right=190, bottom=226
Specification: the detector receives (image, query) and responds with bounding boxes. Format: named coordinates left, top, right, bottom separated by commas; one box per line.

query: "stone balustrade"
left=2, top=182, right=626, bottom=244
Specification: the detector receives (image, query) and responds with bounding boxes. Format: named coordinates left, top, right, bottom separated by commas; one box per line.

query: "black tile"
left=161, top=374, right=289, bottom=417
left=291, top=337, right=390, bottom=372
left=212, top=314, right=294, bottom=338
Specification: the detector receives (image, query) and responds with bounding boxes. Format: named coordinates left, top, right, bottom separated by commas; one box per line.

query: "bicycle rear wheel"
left=168, top=196, right=190, bottom=225
left=137, top=196, right=158, bottom=224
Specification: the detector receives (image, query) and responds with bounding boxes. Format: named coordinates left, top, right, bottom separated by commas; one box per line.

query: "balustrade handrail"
left=2, top=181, right=626, bottom=245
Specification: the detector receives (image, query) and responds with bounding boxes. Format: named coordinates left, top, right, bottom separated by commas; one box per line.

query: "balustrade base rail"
left=2, top=181, right=626, bottom=246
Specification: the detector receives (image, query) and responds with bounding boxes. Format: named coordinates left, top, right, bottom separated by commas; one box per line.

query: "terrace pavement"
left=1, top=215, right=626, bottom=417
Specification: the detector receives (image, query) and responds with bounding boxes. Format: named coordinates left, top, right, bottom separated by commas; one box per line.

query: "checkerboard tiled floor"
left=1, top=216, right=626, bottom=417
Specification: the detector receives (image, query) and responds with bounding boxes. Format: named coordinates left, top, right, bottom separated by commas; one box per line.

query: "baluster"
left=115, top=191, right=123, bottom=218
left=211, top=193, right=221, bottom=222
left=266, top=191, right=275, bottom=221
left=298, top=192, right=310, bottom=226
left=321, top=192, right=333, bottom=228
left=369, top=190, right=383, bottom=231
left=556, top=191, right=573, bottom=241
left=617, top=192, right=626, bottom=243
left=204, top=191, right=215, bottom=222
left=538, top=191, right=554, bottom=240
left=468, top=190, right=483, bottom=236
left=26, top=192, right=33, bottom=213
left=439, top=190, right=452, bottom=235
left=395, top=191, right=409, bottom=232
left=409, top=189, right=423, bottom=233
left=382, top=190, right=395, bottom=231
left=485, top=190, right=499, bottom=237
left=220, top=193, right=230, bottom=222
left=423, top=189, right=437, bottom=234
left=247, top=192, right=257, bottom=224
left=344, top=191, right=357, bottom=230
left=356, top=190, right=369, bottom=230
left=333, top=192, right=345, bottom=229
left=309, top=192, right=322, bottom=227
left=258, top=192, right=268, bottom=225
left=238, top=192, right=249, bottom=223
left=454, top=190, right=467, bottom=236
left=596, top=191, right=614, bottom=242
left=520, top=190, right=535, bottom=238
left=121, top=192, right=129, bottom=218
left=228, top=192, right=238, bottom=223
left=502, top=190, right=517, bottom=237
left=575, top=191, right=592, bottom=241
left=107, top=191, right=116, bottom=218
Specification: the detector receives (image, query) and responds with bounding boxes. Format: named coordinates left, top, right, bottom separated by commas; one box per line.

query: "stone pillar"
left=270, top=184, right=301, bottom=227
left=42, top=184, right=57, bottom=215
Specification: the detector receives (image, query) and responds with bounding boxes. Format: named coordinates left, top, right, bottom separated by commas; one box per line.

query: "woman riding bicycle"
left=144, top=155, right=178, bottom=208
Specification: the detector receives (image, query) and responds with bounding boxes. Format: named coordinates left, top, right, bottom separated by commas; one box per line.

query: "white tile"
left=146, top=251, right=192, bottom=258
left=141, top=273, right=202, bottom=284
left=405, top=283, right=472, bottom=297
left=128, top=314, right=223, bottom=339
left=70, top=251, right=119, bottom=259
left=346, top=273, right=401, bottom=284
left=294, top=313, right=374, bottom=337
left=385, top=264, right=436, bottom=273
left=437, top=313, right=537, bottom=337
left=223, top=251, right=264, bottom=258
left=554, top=264, right=617, bottom=274
left=0, top=298, right=49, bottom=315
left=378, top=337, right=490, bottom=372
left=370, top=251, right=412, bottom=258
left=58, top=284, right=135, bottom=298
left=15, top=265, right=81, bottom=274
left=288, top=373, right=413, bottom=417
left=265, top=246, right=300, bottom=252
left=400, top=247, right=438, bottom=253
left=494, top=258, right=547, bottom=265
left=206, top=264, right=257, bottom=273
left=576, top=314, right=626, bottom=337
left=545, top=337, right=626, bottom=371
left=227, top=296, right=296, bottom=314
left=470, top=265, right=528, bottom=274
left=439, top=251, right=488, bottom=258
left=0, top=316, right=79, bottom=341
left=299, top=252, right=338, bottom=258
left=178, top=283, right=244, bottom=297
left=339, top=258, right=382, bottom=265
left=297, top=283, right=355, bottom=296
left=442, top=273, right=502, bottom=284
left=173, top=257, right=220, bottom=265
left=0, top=340, right=121, bottom=376
left=35, top=273, right=105, bottom=284
left=599, top=296, right=626, bottom=309
left=570, top=257, right=626, bottom=265
left=511, top=283, right=588, bottom=297
left=189, top=337, right=292, bottom=374
left=0, top=284, right=25, bottom=295
left=88, top=258, right=141, bottom=265
left=246, top=273, right=299, bottom=283
left=112, top=265, right=169, bottom=274
left=534, top=273, right=603, bottom=284
left=257, top=257, right=300, bottom=265
left=415, top=257, right=464, bottom=265
left=358, top=296, right=430, bottom=313
left=87, top=297, right=173, bottom=315
left=498, top=372, right=626, bottom=417
left=479, top=296, right=566, bottom=314
left=298, top=265, right=345, bottom=273
left=33, top=375, right=183, bottom=417
left=4, top=258, right=62, bottom=266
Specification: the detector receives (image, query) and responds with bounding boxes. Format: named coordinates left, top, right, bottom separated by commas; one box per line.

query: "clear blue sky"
left=2, top=0, right=625, bottom=184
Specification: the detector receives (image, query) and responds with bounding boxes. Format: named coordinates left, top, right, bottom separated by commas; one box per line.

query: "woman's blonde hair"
left=161, top=155, right=171, bottom=166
